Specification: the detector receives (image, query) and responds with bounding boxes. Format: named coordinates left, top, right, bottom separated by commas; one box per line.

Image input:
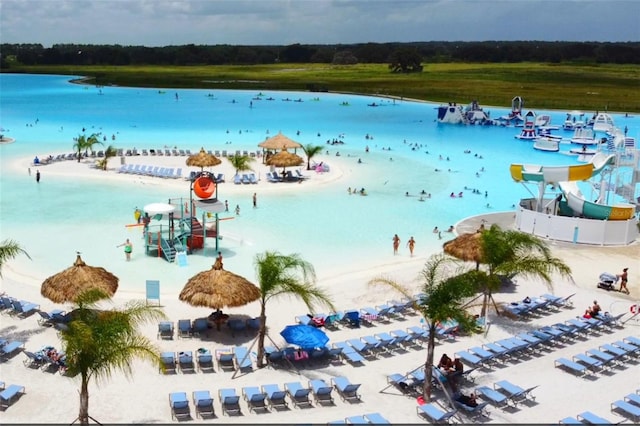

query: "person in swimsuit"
left=618, top=267, right=629, bottom=294
left=392, top=234, right=400, bottom=255
left=118, top=238, right=133, bottom=261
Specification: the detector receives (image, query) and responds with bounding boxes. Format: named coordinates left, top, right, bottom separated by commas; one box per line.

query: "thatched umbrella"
left=442, top=232, right=484, bottom=267
left=265, top=148, right=304, bottom=176
left=179, top=261, right=261, bottom=312
left=258, top=132, right=302, bottom=151
left=41, top=253, right=119, bottom=303
left=186, top=147, right=222, bottom=171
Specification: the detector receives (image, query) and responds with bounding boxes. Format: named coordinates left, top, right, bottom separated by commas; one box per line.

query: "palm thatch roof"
left=179, top=262, right=261, bottom=309
left=41, top=254, right=119, bottom=303
left=442, top=232, right=484, bottom=264
left=265, top=149, right=304, bottom=170
left=258, top=132, right=302, bottom=150
left=186, top=147, right=222, bottom=169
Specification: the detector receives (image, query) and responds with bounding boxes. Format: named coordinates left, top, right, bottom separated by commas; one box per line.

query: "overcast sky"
left=1, top=0, right=638, bottom=47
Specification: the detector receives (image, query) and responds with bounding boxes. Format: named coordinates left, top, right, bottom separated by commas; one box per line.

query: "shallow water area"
left=1, top=73, right=638, bottom=296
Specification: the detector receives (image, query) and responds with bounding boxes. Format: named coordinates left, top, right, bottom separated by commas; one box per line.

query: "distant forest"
left=1, top=41, right=638, bottom=67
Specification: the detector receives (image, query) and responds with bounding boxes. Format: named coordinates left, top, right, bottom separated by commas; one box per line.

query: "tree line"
left=1, top=41, right=638, bottom=68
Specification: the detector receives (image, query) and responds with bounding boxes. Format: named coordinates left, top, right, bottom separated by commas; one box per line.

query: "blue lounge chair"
left=169, top=392, right=191, bottom=420
left=416, top=403, right=457, bottom=423
left=233, top=346, right=253, bottom=371
left=331, top=376, right=361, bottom=402
left=576, top=411, right=614, bottom=424
left=407, top=326, right=429, bottom=340
left=455, top=350, right=484, bottom=368
left=157, top=321, right=174, bottom=339
left=191, top=318, right=209, bottom=336
left=348, top=338, right=378, bottom=358
left=178, top=351, right=195, bottom=373
left=559, top=417, right=583, bottom=424
left=296, top=314, right=312, bottom=325
left=493, top=380, right=538, bottom=404
left=214, top=173, right=225, bottom=183
left=600, top=343, right=630, bottom=361
left=624, top=393, right=640, bottom=406
left=22, top=350, right=47, bottom=369
left=346, top=415, right=369, bottom=424
left=11, top=300, right=40, bottom=318
left=625, top=336, right=640, bottom=347
left=215, top=348, right=236, bottom=371
left=332, top=341, right=365, bottom=364
left=386, top=373, right=417, bottom=394
left=0, top=384, right=24, bottom=409
left=0, top=340, right=24, bottom=359
left=309, top=379, right=334, bottom=404
left=261, top=384, right=288, bottom=409
left=242, top=386, right=268, bottom=413
left=482, top=342, right=511, bottom=359
left=159, top=352, right=176, bottom=374
left=196, top=348, right=214, bottom=372
left=343, top=310, right=361, bottom=328
left=233, top=174, right=242, bottom=184
left=468, top=346, right=497, bottom=365
left=364, top=412, right=391, bottom=424
left=227, top=318, right=246, bottom=336
left=611, top=399, right=640, bottom=421
left=554, top=357, right=588, bottom=376
left=390, top=329, right=419, bottom=347
left=36, top=309, right=66, bottom=327
left=249, top=173, right=258, bottom=184
left=285, top=381, right=312, bottom=407
left=218, top=388, right=241, bottom=416
left=192, top=390, right=214, bottom=418
left=586, top=348, right=617, bottom=366
left=475, top=385, right=511, bottom=408
left=246, top=317, right=261, bottom=331
left=177, top=319, right=192, bottom=338
left=613, top=340, right=640, bottom=356
left=241, top=174, right=251, bottom=184
left=573, top=353, right=606, bottom=373
left=453, top=399, right=490, bottom=419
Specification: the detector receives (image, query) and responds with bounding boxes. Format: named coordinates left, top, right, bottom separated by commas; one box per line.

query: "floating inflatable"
left=193, top=176, right=216, bottom=199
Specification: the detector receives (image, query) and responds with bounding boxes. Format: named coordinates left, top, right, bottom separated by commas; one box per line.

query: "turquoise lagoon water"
left=1, top=74, right=637, bottom=295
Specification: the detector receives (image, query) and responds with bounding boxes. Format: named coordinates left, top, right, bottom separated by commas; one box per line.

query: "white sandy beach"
left=1, top=152, right=639, bottom=424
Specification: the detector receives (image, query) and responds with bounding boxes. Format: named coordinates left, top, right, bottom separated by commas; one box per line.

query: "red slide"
left=193, top=176, right=216, bottom=199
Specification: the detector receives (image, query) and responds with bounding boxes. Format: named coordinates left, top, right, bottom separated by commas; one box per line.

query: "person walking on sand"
left=617, top=267, right=629, bottom=294
left=407, top=236, right=416, bottom=256
left=393, top=234, right=400, bottom=255
left=118, top=238, right=133, bottom=261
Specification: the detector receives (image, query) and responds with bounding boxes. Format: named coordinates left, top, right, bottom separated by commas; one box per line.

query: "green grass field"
left=6, top=62, right=640, bottom=111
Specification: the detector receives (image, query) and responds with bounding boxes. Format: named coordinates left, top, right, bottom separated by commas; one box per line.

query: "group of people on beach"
left=392, top=234, right=416, bottom=256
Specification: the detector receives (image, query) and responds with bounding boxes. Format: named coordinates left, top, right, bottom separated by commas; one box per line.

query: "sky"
left=1, top=0, right=638, bottom=47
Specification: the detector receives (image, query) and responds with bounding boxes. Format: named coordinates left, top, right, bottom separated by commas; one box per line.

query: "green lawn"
left=6, top=62, right=640, bottom=111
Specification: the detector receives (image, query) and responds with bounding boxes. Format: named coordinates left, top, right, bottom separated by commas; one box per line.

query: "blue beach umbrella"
left=280, top=324, right=329, bottom=350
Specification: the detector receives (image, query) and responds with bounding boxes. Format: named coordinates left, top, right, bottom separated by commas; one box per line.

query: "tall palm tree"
left=0, top=239, right=30, bottom=277
left=97, top=144, right=118, bottom=171
left=302, top=143, right=324, bottom=170
left=474, top=224, right=572, bottom=317
left=59, top=288, right=166, bottom=425
left=227, top=154, right=254, bottom=176
left=369, top=253, right=478, bottom=402
left=73, top=133, right=102, bottom=163
left=254, top=251, right=335, bottom=368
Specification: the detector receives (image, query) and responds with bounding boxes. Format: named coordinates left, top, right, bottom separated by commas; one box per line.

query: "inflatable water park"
left=510, top=147, right=639, bottom=245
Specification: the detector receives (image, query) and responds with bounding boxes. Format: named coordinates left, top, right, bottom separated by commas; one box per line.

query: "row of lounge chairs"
left=554, top=335, right=640, bottom=377
left=0, top=296, right=40, bottom=318
left=169, top=376, right=361, bottom=420
left=159, top=346, right=255, bottom=374
left=157, top=317, right=261, bottom=340
left=233, top=173, right=258, bottom=184
left=188, top=171, right=225, bottom=183
left=610, top=390, right=640, bottom=422
left=266, top=170, right=308, bottom=182
left=137, top=148, right=260, bottom=158
left=117, top=164, right=183, bottom=179
left=22, top=345, right=67, bottom=373
left=455, top=312, right=627, bottom=370
left=503, top=293, right=575, bottom=318
left=0, top=381, right=25, bottom=410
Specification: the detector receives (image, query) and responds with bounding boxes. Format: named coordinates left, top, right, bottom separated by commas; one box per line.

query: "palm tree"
left=227, top=154, right=254, bottom=176
left=302, top=143, right=324, bottom=170
left=59, top=288, right=166, bottom=425
left=253, top=251, right=335, bottom=368
left=97, top=144, right=118, bottom=171
left=473, top=224, right=572, bottom=317
left=73, top=133, right=102, bottom=163
left=0, top=239, right=30, bottom=277
left=369, top=253, right=478, bottom=402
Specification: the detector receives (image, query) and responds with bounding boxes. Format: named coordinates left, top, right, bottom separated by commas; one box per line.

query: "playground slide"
left=510, top=153, right=635, bottom=220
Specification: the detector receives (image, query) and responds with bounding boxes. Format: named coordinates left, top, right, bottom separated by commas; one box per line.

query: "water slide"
left=510, top=152, right=635, bottom=220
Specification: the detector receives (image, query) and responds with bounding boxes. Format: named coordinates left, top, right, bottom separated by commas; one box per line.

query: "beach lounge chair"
left=309, top=379, right=334, bottom=404
left=36, top=309, right=66, bottom=327
left=159, top=352, right=176, bottom=374
left=573, top=353, right=606, bottom=373
left=455, top=350, right=485, bottom=368
left=249, top=173, right=258, bottom=184
left=600, top=343, right=630, bottom=362
left=331, top=376, right=361, bottom=402
left=613, top=340, right=640, bottom=356
left=196, top=348, right=214, bottom=372
left=554, top=357, right=588, bottom=377
left=483, top=342, right=512, bottom=359
left=178, top=351, right=195, bottom=373
left=0, top=340, right=24, bottom=359
left=22, top=350, right=48, bottom=369
left=559, top=416, right=583, bottom=424
left=586, top=348, right=617, bottom=366
left=493, top=380, right=537, bottom=405
left=215, top=348, right=236, bottom=371
left=390, top=329, right=419, bottom=348
left=468, top=346, right=498, bottom=365
left=261, top=384, right=288, bottom=409
left=285, top=381, right=312, bottom=408
left=227, top=318, right=246, bottom=336
left=177, top=319, right=192, bottom=338
left=346, top=415, right=369, bottom=424
left=157, top=321, right=174, bottom=340
left=0, top=384, right=25, bottom=409
left=332, top=341, right=365, bottom=364
left=611, top=399, right=640, bottom=421
left=218, top=388, right=241, bottom=416
left=476, top=385, right=511, bottom=408
left=364, top=413, right=391, bottom=424
left=295, top=169, right=308, bottom=180
left=214, top=173, right=225, bottom=183
left=233, top=174, right=242, bottom=184
left=624, top=393, right=640, bottom=406
left=11, top=300, right=40, bottom=318
left=624, top=336, right=640, bottom=347
left=576, top=411, right=614, bottom=424
left=417, top=403, right=457, bottom=423
left=233, top=346, right=253, bottom=371
left=452, top=399, right=490, bottom=419
left=407, top=325, right=429, bottom=341
left=192, top=390, right=215, bottom=419
left=242, top=386, right=268, bottom=413
left=169, top=392, right=191, bottom=420
left=241, top=174, right=251, bottom=184
left=347, top=338, right=378, bottom=358
left=191, top=318, right=209, bottom=336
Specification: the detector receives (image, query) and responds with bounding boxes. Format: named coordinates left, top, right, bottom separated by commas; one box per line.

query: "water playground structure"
left=130, top=171, right=227, bottom=263
left=510, top=147, right=639, bottom=245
